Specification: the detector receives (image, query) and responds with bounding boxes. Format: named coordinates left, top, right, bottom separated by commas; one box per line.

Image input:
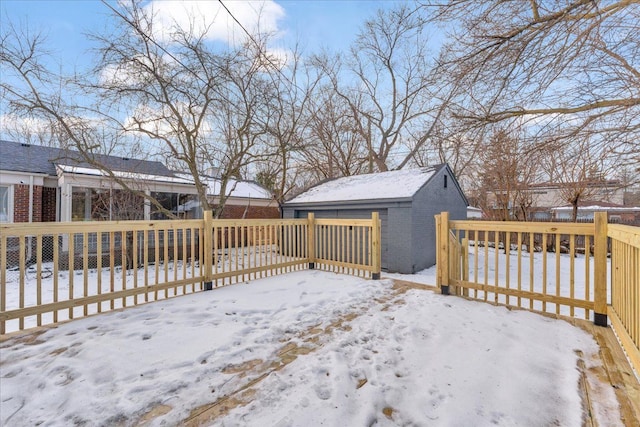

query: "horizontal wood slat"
left=0, top=276, right=204, bottom=321
left=449, top=220, right=595, bottom=235
left=452, top=279, right=595, bottom=310
left=609, top=308, right=640, bottom=377
left=608, top=225, right=640, bottom=249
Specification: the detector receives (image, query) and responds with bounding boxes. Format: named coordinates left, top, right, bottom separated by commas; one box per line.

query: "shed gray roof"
left=287, top=164, right=446, bottom=204
left=0, top=140, right=177, bottom=178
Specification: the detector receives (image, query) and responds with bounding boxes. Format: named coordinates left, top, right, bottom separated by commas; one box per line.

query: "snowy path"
left=0, top=270, right=621, bottom=426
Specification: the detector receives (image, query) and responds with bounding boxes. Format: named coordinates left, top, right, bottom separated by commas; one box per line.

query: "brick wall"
left=218, top=204, right=280, bottom=219
left=13, top=185, right=30, bottom=223
left=12, top=184, right=56, bottom=223
left=32, top=185, right=43, bottom=222
left=42, top=187, right=57, bottom=222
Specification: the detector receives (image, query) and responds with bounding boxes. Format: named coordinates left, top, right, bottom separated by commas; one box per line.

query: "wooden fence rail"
left=608, top=224, right=640, bottom=375
left=436, top=211, right=640, bottom=375
left=1, top=214, right=382, bottom=334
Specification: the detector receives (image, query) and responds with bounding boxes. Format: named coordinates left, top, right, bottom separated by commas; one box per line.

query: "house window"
left=150, top=192, right=196, bottom=219
left=0, top=185, right=12, bottom=222
left=72, top=187, right=92, bottom=221
left=444, top=175, right=448, bottom=188
left=72, top=187, right=144, bottom=221
left=150, top=192, right=179, bottom=220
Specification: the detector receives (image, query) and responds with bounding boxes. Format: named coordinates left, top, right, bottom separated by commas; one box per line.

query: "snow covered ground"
left=0, top=269, right=622, bottom=426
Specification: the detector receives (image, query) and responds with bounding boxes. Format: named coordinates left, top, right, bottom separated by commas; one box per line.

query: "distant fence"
left=0, top=213, right=381, bottom=334
left=436, top=211, right=640, bottom=375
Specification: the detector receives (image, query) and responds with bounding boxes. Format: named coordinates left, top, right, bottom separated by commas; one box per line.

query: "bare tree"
left=312, top=4, right=453, bottom=172
left=542, top=138, right=614, bottom=221
left=424, top=0, right=640, bottom=168
left=0, top=20, right=185, bottom=218
left=472, top=128, right=541, bottom=221
left=1, top=2, right=282, bottom=219
left=96, top=2, right=290, bottom=219
left=302, top=86, right=370, bottom=181
left=258, top=45, right=320, bottom=205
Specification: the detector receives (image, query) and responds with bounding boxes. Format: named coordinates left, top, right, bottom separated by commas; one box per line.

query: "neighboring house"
left=0, top=140, right=278, bottom=224
left=175, top=175, right=279, bottom=219
left=467, top=206, right=483, bottom=219
left=551, top=201, right=640, bottom=223
left=0, top=140, right=199, bottom=223
left=486, top=180, right=625, bottom=220
left=282, top=164, right=468, bottom=274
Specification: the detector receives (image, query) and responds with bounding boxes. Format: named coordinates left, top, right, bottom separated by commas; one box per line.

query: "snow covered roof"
left=173, top=173, right=273, bottom=200
left=551, top=205, right=640, bottom=212
left=287, top=166, right=444, bottom=204
left=207, top=178, right=273, bottom=200
left=56, top=164, right=196, bottom=185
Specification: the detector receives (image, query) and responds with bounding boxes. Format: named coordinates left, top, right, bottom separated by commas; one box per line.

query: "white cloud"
left=143, top=0, right=285, bottom=44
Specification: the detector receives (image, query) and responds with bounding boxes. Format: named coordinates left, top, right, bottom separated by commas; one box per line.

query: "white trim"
left=0, top=170, right=48, bottom=187
left=0, top=184, right=14, bottom=223
left=0, top=169, right=49, bottom=178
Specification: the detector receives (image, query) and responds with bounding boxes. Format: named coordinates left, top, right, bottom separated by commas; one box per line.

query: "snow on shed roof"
left=288, top=165, right=444, bottom=204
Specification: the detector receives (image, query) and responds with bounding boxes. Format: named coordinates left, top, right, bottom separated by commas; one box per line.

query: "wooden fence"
left=436, top=211, right=640, bottom=375
left=609, top=224, right=640, bottom=375
left=0, top=213, right=381, bottom=334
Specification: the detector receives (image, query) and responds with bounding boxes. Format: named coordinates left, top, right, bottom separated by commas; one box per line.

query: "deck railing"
left=1, top=213, right=381, bottom=334
left=436, top=211, right=640, bottom=375
left=311, top=212, right=381, bottom=279
left=608, top=224, right=640, bottom=374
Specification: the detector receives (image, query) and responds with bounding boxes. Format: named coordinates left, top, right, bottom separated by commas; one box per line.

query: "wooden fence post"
left=371, top=211, right=381, bottom=279
left=439, top=211, right=450, bottom=295
left=308, top=213, right=316, bottom=269
left=203, top=210, right=213, bottom=291
left=594, top=211, right=608, bottom=326
left=462, top=236, right=469, bottom=297
left=435, top=215, right=441, bottom=288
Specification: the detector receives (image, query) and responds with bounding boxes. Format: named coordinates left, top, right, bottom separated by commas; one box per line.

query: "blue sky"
left=1, top=0, right=392, bottom=72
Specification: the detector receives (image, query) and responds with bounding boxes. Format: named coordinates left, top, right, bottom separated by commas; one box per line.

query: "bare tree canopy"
left=425, top=0, right=640, bottom=168
left=3, top=0, right=637, bottom=215
left=1, top=1, right=286, bottom=217
left=312, top=4, right=455, bottom=172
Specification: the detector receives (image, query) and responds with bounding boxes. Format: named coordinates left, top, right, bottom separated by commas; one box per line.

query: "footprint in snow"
left=314, top=384, right=332, bottom=400
left=48, top=365, right=78, bottom=386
